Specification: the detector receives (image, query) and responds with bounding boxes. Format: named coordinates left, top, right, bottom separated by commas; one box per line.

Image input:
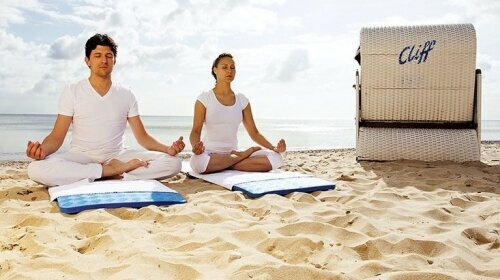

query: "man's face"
left=85, top=45, right=115, bottom=77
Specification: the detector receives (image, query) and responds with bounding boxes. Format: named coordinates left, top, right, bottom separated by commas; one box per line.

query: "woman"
left=189, top=53, right=286, bottom=174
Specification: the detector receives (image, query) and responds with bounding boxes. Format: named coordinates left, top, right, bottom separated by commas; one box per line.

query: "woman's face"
left=213, top=57, right=236, bottom=83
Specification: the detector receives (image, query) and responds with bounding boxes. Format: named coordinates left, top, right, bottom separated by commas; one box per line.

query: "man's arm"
left=26, top=114, right=72, bottom=160
left=128, top=115, right=184, bottom=156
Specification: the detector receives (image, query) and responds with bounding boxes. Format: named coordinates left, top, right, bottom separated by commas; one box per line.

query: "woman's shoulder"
left=197, top=89, right=214, bottom=105
left=198, top=90, right=213, bottom=98
left=236, top=93, right=249, bottom=107
left=236, top=92, right=249, bottom=100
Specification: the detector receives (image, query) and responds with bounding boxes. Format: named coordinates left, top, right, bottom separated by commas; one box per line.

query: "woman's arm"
left=190, top=101, right=206, bottom=155
left=242, top=104, right=286, bottom=152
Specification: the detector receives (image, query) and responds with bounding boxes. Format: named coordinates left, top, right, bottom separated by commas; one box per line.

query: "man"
left=26, top=34, right=184, bottom=186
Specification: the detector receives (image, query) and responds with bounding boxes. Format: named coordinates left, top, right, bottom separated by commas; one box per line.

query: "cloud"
left=0, top=30, right=51, bottom=94
left=448, top=0, right=500, bottom=21
left=126, top=44, right=187, bottom=66
left=25, top=73, right=61, bottom=96
left=249, top=0, right=286, bottom=5
left=0, top=0, right=43, bottom=27
left=478, top=53, right=492, bottom=71
left=107, top=11, right=124, bottom=27
left=159, top=0, right=294, bottom=40
left=276, top=49, right=310, bottom=82
left=0, top=3, right=25, bottom=27
left=48, top=34, right=85, bottom=59
left=212, top=5, right=282, bottom=35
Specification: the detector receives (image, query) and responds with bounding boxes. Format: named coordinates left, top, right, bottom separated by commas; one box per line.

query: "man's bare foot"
left=101, top=159, right=148, bottom=178
left=230, top=146, right=261, bottom=158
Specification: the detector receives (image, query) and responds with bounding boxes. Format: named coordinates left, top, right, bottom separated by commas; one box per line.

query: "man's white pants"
left=27, top=149, right=182, bottom=187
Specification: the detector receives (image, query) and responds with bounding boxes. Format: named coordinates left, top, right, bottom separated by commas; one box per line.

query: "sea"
left=1, top=114, right=499, bottom=161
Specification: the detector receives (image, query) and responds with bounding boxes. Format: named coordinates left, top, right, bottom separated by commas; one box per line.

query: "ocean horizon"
left=1, top=114, right=499, bottom=161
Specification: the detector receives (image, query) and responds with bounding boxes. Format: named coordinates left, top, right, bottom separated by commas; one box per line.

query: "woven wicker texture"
left=360, top=24, right=476, bottom=121
left=357, top=127, right=480, bottom=162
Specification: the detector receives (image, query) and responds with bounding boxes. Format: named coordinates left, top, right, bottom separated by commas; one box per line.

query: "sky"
left=0, top=0, right=499, bottom=120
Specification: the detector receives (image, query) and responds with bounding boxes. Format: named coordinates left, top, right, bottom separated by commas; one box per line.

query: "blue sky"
left=1, top=0, right=499, bottom=120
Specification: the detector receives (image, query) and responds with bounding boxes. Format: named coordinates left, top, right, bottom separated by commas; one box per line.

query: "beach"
left=0, top=142, right=499, bottom=279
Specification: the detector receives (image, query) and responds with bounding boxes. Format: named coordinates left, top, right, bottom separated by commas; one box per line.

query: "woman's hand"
left=192, top=141, right=205, bottom=155
left=273, top=139, right=286, bottom=153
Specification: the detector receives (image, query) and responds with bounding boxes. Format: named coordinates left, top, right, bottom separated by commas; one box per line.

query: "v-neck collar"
left=86, top=78, right=113, bottom=99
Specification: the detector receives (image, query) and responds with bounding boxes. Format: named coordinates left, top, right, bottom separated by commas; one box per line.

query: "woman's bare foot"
left=203, top=147, right=261, bottom=174
left=101, top=158, right=148, bottom=178
left=231, top=146, right=261, bottom=158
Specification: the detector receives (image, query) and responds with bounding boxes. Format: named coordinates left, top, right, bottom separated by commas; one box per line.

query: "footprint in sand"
left=75, top=234, right=113, bottom=254
left=71, top=222, right=108, bottom=239
left=353, top=238, right=452, bottom=260
left=257, top=237, right=325, bottom=264
left=462, top=227, right=500, bottom=248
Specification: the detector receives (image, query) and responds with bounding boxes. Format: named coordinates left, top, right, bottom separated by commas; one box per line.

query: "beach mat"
left=48, top=179, right=185, bottom=214
left=182, top=162, right=335, bottom=198
left=233, top=176, right=336, bottom=198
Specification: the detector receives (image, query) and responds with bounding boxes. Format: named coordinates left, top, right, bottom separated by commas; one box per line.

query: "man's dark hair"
left=85, top=34, right=117, bottom=59
left=211, top=53, right=233, bottom=80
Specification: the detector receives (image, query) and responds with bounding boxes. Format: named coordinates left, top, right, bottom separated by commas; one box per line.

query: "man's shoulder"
left=112, top=82, right=134, bottom=95
left=71, top=78, right=88, bottom=87
left=61, top=79, right=87, bottom=95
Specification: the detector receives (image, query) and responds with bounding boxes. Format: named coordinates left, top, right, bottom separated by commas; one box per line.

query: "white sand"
left=1, top=142, right=499, bottom=279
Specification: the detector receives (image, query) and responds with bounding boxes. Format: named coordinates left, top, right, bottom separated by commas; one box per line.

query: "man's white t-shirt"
left=58, top=78, right=139, bottom=158
left=198, top=90, right=249, bottom=153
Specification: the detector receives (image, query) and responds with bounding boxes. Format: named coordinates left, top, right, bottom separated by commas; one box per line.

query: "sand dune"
left=1, top=142, right=499, bottom=279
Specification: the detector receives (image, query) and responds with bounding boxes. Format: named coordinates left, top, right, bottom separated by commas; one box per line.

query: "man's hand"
left=191, top=141, right=205, bottom=155
left=166, top=136, right=185, bottom=156
left=26, top=141, right=47, bottom=160
left=273, top=139, right=286, bottom=153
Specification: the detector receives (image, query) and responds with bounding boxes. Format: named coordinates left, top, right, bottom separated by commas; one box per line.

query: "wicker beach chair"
left=354, top=24, right=481, bottom=162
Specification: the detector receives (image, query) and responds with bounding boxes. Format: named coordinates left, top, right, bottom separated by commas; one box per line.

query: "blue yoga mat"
left=49, top=179, right=186, bottom=214
left=184, top=164, right=336, bottom=198
left=57, top=191, right=186, bottom=214
left=233, top=176, right=335, bottom=198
